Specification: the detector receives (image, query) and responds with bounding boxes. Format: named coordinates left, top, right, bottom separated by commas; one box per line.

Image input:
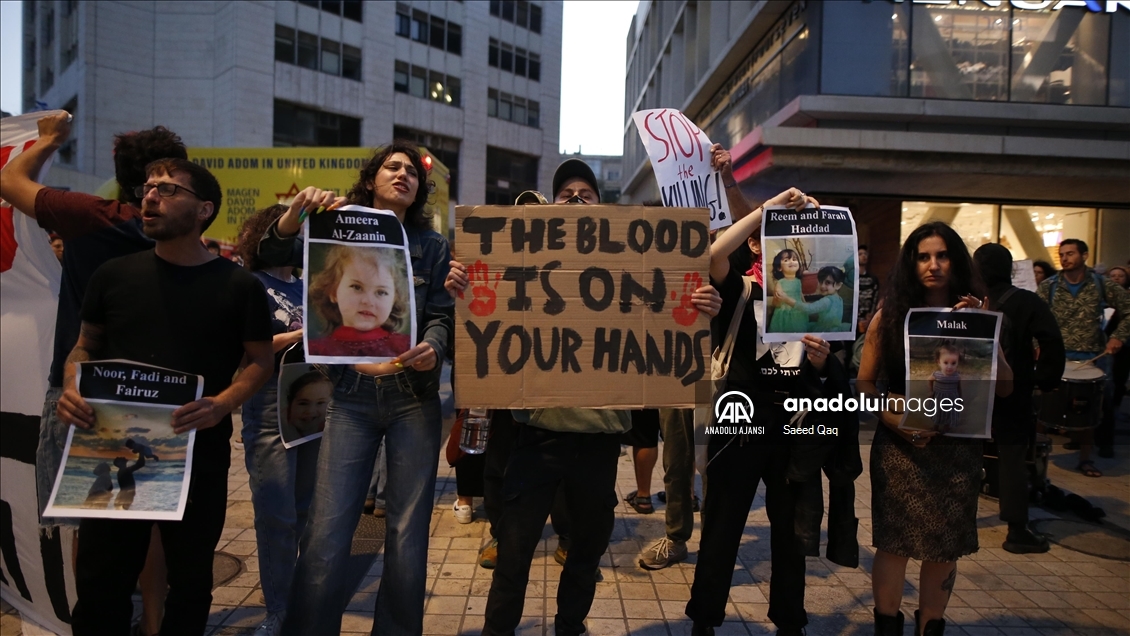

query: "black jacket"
left=989, top=283, right=1065, bottom=444
left=783, top=352, right=862, bottom=567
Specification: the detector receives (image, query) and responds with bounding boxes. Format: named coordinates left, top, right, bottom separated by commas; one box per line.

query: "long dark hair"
left=877, top=222, right=984, bottom=374
left=343, top=141, right=433, bottom=230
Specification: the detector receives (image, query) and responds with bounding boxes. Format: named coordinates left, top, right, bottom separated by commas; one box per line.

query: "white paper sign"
left=632, top=108, right=732, bottom=230
left=1012, top=259, right=1038, bottom=292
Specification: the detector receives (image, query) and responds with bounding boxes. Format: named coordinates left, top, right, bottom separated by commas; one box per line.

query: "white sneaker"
left=453, top=501, right=473, bottom=524
left=254, top=612, right=283, bottom=636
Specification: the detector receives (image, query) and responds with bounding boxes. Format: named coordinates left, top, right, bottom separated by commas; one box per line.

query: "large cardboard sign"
left=453, top=205, right=712, bottom=409
left=631, top=109, right=733, bottom=231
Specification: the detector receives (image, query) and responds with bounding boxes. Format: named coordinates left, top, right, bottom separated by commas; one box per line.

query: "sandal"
left=1077, top=460, right=1102, bottom=478
left=624, top=491, right=654, bottom=514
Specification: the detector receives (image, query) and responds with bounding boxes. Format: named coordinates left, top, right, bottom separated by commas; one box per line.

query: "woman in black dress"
left=857, top=222, right=1012, bottom=636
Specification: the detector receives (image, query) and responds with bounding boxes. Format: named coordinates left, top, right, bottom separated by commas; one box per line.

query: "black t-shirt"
left=857, top=272, right=880, bottom=320
left=81, top=251, right=272, bottom=471
left=35, top=189, right=154, bottom=387
left=713, top=268, right=804, bottom=398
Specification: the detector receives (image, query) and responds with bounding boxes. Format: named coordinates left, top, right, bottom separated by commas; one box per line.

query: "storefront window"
left=1011, top=11, right=1109, bottom=105
left=910, top=2, right=1010, bottom=101
left=821, top=1, right=908, bottom=97
left=1109, top=12, right=1130, bottom=107
left=902, top=202, right=1097, bottom=269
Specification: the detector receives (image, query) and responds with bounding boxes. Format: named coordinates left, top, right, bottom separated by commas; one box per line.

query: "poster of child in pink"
left=303, top=206, right=416, bottom=364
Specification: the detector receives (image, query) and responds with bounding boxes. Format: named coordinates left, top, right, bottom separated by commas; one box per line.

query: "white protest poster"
left=632, top=108, right=732, bottom=230
left=761, top=205, right=858, bottom=342
left=900, top=308, right=1002, bottom=439
left=277, top=344, right=329, bottom=449
left=1012, top=259, right=1038, bottom=292
left=45, top=360, right=202, bottom=520
left=303, top=205, right=416, bottom=364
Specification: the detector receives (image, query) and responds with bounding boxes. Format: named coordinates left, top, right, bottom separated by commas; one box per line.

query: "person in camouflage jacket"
left=1038, top=239, right=1130, bottom=473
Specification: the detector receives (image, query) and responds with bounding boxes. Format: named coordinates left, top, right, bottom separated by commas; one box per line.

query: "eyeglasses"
left=134, top=182, right=202, bottom=200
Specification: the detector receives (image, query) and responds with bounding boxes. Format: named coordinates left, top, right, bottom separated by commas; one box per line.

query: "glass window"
left=529, top=4, right=542, bottom=33
left=900, top=202, right=997, bottom=255
left=447, top=23, right=462, bottom=55
left=275, top=24, right=296, bottom=64
left=528, top=56, right=541, bottom=82
left=500, top=94, right=513, bottom=121
left=430, top=16, right=446, bottom=50
left=515, top=49, right=527, bottom=76
left=298, top=0, right=319, bottom=8
left=910, top=2, right=1010, bottom=101
left=514, top=103, right=527, bottom=125
left=321, top=1, right=341, bottom=16
left=394, top=60, right=409, bottom=93
left=502, top=0, right=515, bottom=22
left=780, top=24, right=818, bottom=105
left=821, top=1, right=908, bottom=97
left=396, top=12, right=410, bottom=37
left=1011, top=11, right=1109, bottom=105
left=488, top=88, right=498, bottom=117
left=429, top=70, right=445, bottom=102
left=297, top=31, right=319, bottom=70
left=490, top=0, right=500, bottom=18
left=321, top=38, right=341, bottom=76
left=342, top=45, right=362, bottom=81
left=489, top=39, right=499, bottom=67
left=411, top=11, right=428, bottom=44
left=517, top=1, right=528, bottom=28
left=1111, top=12, right=1130, bottom=106
left=274, top=101, right=359, bottom=148
left=447, top=77, right=461, bottom=107
left=342, top=0, right=362, bottom=22
left=410, top=65, right=427, bottom=98
left=501, top=46, right=513, bottom=72
left=528, top=100, right=540, bottom=128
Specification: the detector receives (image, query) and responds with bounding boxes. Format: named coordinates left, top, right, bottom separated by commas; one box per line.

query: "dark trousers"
left=483, top=413, right=570, bottom=544
left=685, top=439, right=807, bottom=631
left=998, top=441, right=1031, bottom=524
left=483, top=427, right=620, bottom=636
left=71, top=468, right=228, bottom=636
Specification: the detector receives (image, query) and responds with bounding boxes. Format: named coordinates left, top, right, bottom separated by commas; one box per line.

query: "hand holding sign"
left=277, top=186, right=342, bottom=236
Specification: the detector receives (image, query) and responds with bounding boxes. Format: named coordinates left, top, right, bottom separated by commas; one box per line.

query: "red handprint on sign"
left=468, top=260, right=501, bottom=317
left=672, top=272, right=703, bottom=326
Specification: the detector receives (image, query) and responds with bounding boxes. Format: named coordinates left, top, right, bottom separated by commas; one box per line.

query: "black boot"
left=874, top=608, right=904, bottom=635
left=691, top=623, right=715, bottom=636
left=915, top=610, right=945, bottom=636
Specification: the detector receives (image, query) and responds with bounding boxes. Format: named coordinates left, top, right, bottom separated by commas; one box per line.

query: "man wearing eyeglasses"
left=51, top=157, right=274, bottom=634
left=1, top=113, right=188, bottom=532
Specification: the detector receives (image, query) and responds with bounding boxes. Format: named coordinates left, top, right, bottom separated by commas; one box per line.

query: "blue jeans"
left=284, top=367, right=442, bottom=635
left=367, top=439, right=387, bottom=508
left=36, top=387, right=82, bottom=529
left=241, top=383, right=320, bottom=615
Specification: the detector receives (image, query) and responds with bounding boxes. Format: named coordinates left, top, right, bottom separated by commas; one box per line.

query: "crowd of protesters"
left=2, top=111, right=1128, bottom=636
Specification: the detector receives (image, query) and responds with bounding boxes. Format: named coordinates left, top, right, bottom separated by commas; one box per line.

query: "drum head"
left=1063, top=361, right=1106, bottom=382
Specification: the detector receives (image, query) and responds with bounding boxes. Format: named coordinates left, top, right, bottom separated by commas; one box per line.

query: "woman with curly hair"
left=256, top=142, right=453, bottom=635
left=234, top=204, right=322, bottom=635
left=857, top=222, right=1012, bottom=636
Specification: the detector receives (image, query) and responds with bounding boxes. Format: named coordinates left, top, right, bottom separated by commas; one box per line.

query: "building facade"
left=558, top=152, right=623, bottom=203
left=21, top=0, right=563, bottom=211
left=621, top=0, right=1130, bottom=278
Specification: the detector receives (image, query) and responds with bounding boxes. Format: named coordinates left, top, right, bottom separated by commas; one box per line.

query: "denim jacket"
left=257, top=218, right=455, bottom=374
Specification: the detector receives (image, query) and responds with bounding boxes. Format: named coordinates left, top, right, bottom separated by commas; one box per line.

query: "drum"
left=1037, top=361, right=1106, bottom=432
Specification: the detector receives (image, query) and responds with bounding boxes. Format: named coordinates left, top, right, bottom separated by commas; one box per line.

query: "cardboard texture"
left=454, top=204, right=712, bottom=409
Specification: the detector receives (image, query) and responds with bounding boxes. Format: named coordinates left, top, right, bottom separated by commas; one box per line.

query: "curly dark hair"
left=771, top=248, right=803, bottom=280
left=113, top=127, right=187, bottom=206
left=343, top=141, right=433, bottom=230
left=237, top=205, right=288, bottom=272
left=877, top=222, right=985, bottom=376
left=1032, top=260, right=1056, bottom=281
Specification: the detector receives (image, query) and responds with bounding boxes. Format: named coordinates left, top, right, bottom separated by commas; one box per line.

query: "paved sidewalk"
left=4, top=422, right=1128, bottom=635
